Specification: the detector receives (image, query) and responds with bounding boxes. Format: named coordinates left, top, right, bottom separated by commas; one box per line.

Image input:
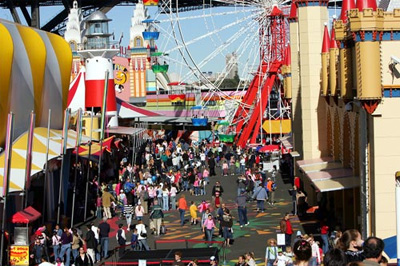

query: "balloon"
left=140, top=180, right=144, bottom=185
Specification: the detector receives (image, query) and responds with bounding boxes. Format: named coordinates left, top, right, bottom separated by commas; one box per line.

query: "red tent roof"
left=12, top=206, right=41, bottom=224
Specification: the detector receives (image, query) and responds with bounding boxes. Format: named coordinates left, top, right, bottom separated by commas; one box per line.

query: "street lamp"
left=395, top=171, right=400, bottom=266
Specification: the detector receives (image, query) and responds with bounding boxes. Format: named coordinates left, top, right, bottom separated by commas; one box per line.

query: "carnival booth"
left=191, top=106, right=208, bottom=126
left=10, top=206, right=41, bottom=266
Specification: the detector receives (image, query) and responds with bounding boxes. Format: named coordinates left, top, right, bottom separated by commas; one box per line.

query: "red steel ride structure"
left=233, top=4, right=289, bottom=148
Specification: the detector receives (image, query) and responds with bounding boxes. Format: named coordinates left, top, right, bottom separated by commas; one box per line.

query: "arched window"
left=134, top=37, right=143, bottom=47
left=69, top=41, right=77, bottom=51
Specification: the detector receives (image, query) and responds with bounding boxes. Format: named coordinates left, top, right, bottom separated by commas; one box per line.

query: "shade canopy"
left=297, top=157, right=360, bottom=192
left=12, top=206, right=41, bottom=224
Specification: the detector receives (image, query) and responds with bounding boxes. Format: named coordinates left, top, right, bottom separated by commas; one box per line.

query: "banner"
left=9, top=245, right=29, bottom=265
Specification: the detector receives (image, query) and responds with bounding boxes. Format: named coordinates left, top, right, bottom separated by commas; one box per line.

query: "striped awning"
left=297, top=157, right=360, bottom=192
left=0, top=127, right=90, bottom=197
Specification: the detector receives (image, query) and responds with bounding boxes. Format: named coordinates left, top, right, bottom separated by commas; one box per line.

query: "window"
left=134, top=37, right=143, bottom=47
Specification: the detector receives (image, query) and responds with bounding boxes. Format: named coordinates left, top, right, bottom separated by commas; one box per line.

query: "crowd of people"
left=28, top=136, right=391, bottom=266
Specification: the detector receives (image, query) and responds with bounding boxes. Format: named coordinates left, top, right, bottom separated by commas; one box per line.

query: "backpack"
left=124, top=183, right=132, bottom=194
left=117, top=229, right=125, bottom=245
left=143, top=190, right=149, bottom=200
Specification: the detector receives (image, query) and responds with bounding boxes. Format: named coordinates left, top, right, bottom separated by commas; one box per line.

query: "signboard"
left=277, top=233, right=285, bottom=246
left=9, top=245, right=29, bottom=266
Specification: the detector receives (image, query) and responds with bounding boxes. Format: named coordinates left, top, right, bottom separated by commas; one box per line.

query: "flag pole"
left=97, top=70, right=109, bottom=197
left=71, top=108, right=82, bottom=227
left=84, top=107, right=94, bottom=221
left=0, top=113, right=14, bottom=266
left=57, top=108, right=70, bottom=225
left=42, top=109, right=51, bottom=224
left=23, top=111, right=35, bottom=209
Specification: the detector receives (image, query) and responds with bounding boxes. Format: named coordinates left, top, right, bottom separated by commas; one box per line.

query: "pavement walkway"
left=97, top=168, right=305, bottom=266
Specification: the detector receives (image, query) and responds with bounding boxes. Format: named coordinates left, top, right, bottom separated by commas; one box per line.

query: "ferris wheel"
left=147, top=0, right=292, bottom=145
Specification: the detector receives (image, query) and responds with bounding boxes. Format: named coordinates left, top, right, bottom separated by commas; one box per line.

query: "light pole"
left=395, top=171, right=400, bottom=266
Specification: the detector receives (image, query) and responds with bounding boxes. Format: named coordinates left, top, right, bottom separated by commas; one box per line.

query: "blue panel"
left=383, top=89, right=400, bottom=97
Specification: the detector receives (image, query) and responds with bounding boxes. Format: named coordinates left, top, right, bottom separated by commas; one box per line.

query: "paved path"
left=99, top=168, right=304, bottom=265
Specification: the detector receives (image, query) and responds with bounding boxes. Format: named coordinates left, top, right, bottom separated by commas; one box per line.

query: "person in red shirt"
left=280, top=213, right=293, bottom=247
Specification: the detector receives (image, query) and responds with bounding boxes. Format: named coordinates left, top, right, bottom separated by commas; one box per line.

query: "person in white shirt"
left=276, top=249, right=289, bottom=266
left=170, top=184, right=178, bottom=210
left=308, top=236, right=321, bottom=266
left=136, top=220, right=150, bottom=251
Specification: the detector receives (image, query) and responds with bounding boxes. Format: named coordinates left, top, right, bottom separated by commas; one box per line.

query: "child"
left=130, top=227, right=138, bottom=251
left=276, top=249, right=288, bottom=266
left=194, top=177, right=200, bottom=196
left=283, top=246, right=294, bottom=266
left=190, top=201, right=198, bottom=225
left=222, top=160, right=229, bottom=176
left=201, top=208, right=211, bottom=228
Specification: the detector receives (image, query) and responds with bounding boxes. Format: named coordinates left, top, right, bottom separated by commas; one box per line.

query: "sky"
left=0, top=3, right=339, bottom=82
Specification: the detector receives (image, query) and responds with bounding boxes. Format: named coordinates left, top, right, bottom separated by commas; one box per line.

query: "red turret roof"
left=340, top=0, right=356, bottom=22
left=270, top=5, right=283, bottom=16
left=288, top=2, right=298, bottom=21
left=330, top=21, right=338, bottom=49
left=356, top=0, right=377, bottom=11
left=321, top=24, right=330, bottom=53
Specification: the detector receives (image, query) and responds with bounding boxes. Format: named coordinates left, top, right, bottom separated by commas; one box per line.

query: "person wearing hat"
left=236, top=189, right=249, bottom=228
left=210, top=256, right=218, bottom=266
left=275, top=248, right=289, bottom=266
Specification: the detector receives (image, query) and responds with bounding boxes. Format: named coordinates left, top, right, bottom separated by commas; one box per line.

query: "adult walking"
left=51, top=231, right=61, bottom=261
left=98, top=217, right=111, bottom=259
left=253, top=183, right=268, bottom=213
left=280, top=213, right=293, bottom=248
left=59, top=227, right=72, bottom=266
left=150, top=199, right=164, bottom=236
left=178, top=195, right=188, bottom=226
left=74, top=247, right=94, bottom=266
left=85, top=225, right=97, bottom=263
left=208, top=155, right=216, bottom=176
left=136, top=220, right=150, bottom=250
left=31, top=238, right=49, bottom=265
left=124, top=203, right=134, bottom=230
left=102, top=188, right=116, bottom=219
left=236, top=189, right=249, bottom=228
left=202, top=214, right=217, bottom=247
left=116, top=224, right=126, bottom=257
left=264, top=238, right=279, bottom=266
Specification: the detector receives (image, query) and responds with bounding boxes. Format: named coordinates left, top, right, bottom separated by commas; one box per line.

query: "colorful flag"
left=144, top=0, right=159, bottom=5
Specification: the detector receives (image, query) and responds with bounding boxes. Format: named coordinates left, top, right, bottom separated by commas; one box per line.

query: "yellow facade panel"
left=262, top=119, right=291, bottom=134
left=355, top=42, right=382, bottom=100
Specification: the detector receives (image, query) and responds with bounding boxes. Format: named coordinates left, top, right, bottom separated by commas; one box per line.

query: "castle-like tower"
left=292, top=0, right=329, bottom=160
left=129, top=0, right=153, bottom=103
left=64, top=0, right=83, bottom=80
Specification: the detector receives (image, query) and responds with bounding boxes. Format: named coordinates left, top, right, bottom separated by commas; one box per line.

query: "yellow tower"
left=295, top=0, right=329, bottom=160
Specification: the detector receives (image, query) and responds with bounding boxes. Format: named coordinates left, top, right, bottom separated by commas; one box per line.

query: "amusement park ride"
left=1, top=0, right=299, bottom=149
